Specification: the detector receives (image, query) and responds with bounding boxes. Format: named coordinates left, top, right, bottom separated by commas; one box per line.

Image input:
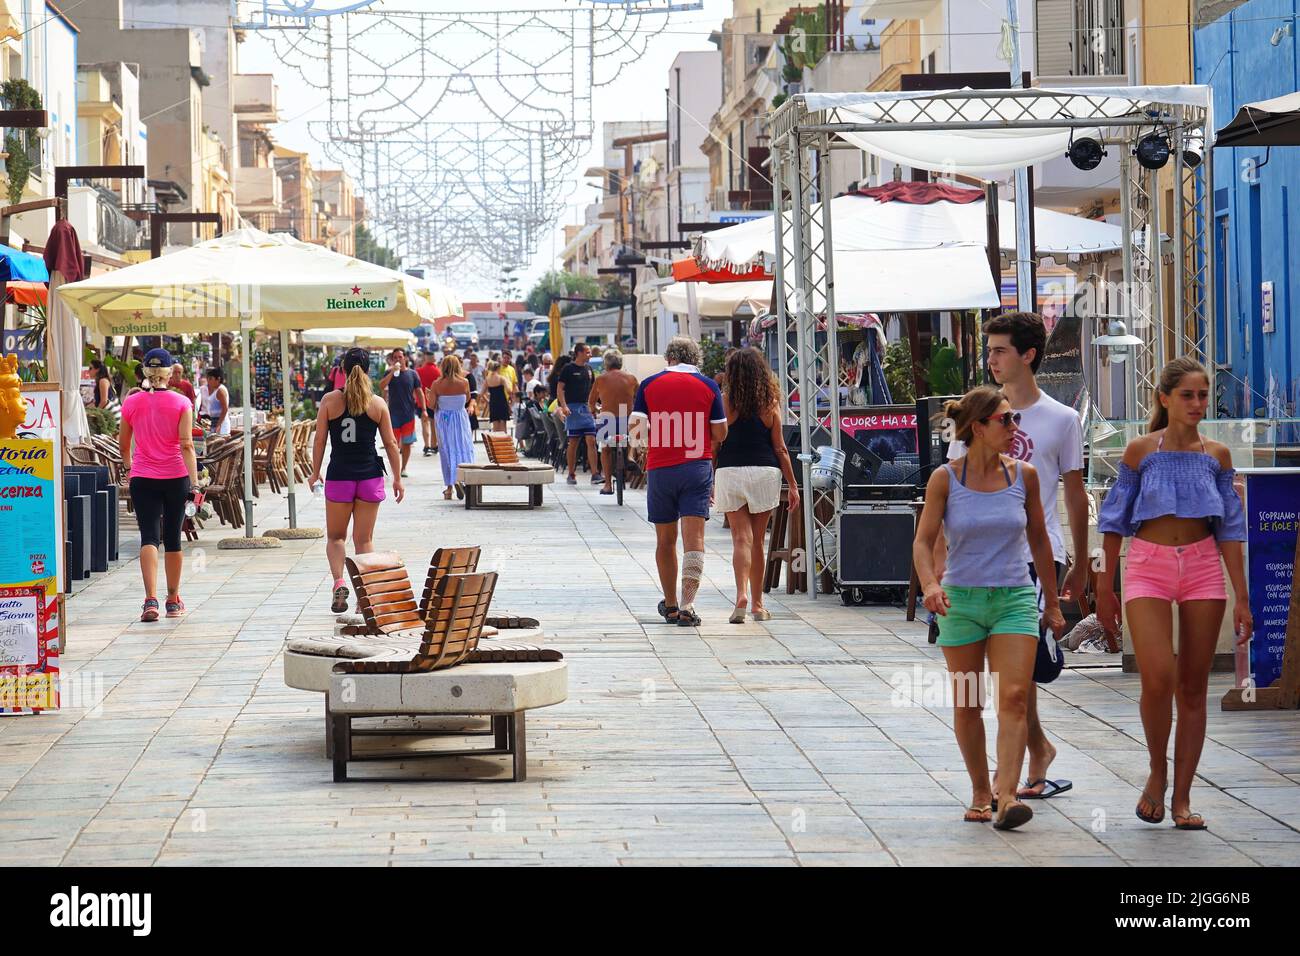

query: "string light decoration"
left=254, top=4, right=677, bottom=282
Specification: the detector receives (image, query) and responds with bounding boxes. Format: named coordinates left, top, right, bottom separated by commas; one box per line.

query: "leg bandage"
left=680, top=550, right=705, bottom=610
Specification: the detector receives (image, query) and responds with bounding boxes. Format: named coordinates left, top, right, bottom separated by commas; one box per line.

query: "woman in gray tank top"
left=912, top=386, right=1066, bottom=831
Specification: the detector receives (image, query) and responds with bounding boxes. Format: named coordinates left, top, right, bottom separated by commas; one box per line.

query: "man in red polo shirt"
left=416, top=348, right=441, bottom=456
left=630, top=336, right=728, bottom=627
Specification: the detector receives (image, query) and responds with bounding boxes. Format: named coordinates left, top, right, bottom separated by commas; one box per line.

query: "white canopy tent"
left=764, top=85, right=1216, bottom=596
left=662, top=246, right=1001, bottom=317
left=693, top=191, right=1125, bottom=275
left=802, top=86, right=1213, bottom=176
left=660, top=280, right=771, bottom=318
left=57, top=228, right=439, bottom=538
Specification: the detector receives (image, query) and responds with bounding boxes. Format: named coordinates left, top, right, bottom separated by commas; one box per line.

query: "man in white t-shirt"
left=943, top=311, right=1089, bottom=801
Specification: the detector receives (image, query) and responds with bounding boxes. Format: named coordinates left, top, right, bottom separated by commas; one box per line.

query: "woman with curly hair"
left=713, top=347, right=800, bottom=623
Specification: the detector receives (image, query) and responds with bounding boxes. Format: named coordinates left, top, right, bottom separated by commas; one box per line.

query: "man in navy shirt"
left=630, top=336, right=728, bottom=626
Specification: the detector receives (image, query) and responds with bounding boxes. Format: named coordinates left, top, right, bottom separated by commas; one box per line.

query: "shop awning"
left=5, top=280, right=47, bottom=306
left=1215, top=92, right=1300, bottom=148
left=0, top=244, right=50, bottom=282
left=561, top=223, right=602, bottom=262
left=670, top=257, right=769, bottom=283
left=693, top=185, right=1125, bottom=274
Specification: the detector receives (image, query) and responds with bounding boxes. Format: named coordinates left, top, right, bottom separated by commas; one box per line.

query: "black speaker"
left=837, top=505, right=916, bottom=586
left=915, top=395, right=962, bottom=490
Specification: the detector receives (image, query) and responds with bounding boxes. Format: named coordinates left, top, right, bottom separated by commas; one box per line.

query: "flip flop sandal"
left=1135, top=791, right=1166, bottom=825
left=964, top=805, right=993, bottom=823
left=675, top=608, right=702, bottom=627
left=1172, top=812, right=1208, bottom=831
left=331, top=585, right=350, bottom=614
left=993, top=802, right=1033, bottom=831
left=656, top=599, right=679, bottom=624
left=1019, top=778, right=1073, bottom=800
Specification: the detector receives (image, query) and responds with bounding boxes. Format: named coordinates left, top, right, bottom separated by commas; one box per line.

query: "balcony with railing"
left=235, top=165, right=282, bottom=214
left=67, top=183, right=146, bottom=255
left=234, top=73, right=278, bottom=124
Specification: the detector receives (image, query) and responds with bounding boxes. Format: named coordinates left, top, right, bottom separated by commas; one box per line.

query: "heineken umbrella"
left=408, top=276, right=463, bottom=320
left=55, top=227, right=432, bottom=336
left=56, top=228, right=435, bottom=540
left=301, top=327, right=418, bottom=349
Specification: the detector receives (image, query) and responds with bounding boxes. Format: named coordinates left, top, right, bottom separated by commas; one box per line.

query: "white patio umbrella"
left=408, top=277, right=463, bottom=320
left=57, top=228, right=435, bottom=538
left=301, top=327, right=418, bottom=350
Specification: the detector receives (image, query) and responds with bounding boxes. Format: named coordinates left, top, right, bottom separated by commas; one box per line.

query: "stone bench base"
left=327, top=660, right=567, bottom=782
left=458, top=465, right=553, bottom=509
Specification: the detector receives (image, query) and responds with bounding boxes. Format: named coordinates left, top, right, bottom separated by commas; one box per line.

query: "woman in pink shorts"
left=307, top=348, right=405, bottom=613
left=1096, top=357, right=1251, bottom=832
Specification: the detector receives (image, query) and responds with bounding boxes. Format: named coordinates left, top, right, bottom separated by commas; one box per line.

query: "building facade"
left=1195, top=0, right=1300, bottom=419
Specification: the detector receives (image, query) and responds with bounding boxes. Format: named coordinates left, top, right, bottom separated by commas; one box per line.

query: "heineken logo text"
left=326, top=296, right=389, bottom=310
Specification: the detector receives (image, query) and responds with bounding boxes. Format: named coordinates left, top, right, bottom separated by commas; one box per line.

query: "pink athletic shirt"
left=122, top=389, right=191, bottom=479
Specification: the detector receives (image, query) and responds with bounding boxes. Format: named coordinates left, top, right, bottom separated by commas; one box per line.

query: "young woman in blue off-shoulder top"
left=1096, top=357, right=1251, bottom=832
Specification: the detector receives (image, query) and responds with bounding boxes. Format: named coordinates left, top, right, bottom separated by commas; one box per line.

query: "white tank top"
left=205, top=385, right=231, bottom=435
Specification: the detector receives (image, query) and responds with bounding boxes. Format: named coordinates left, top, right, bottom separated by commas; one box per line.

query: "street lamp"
left=1093, top=317, right=1144, bottom=421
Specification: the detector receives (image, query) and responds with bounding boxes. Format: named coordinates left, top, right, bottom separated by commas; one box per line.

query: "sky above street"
left=238, top=0, right=735, bottom=300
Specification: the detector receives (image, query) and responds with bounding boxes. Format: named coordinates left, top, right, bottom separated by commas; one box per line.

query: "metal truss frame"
left=767, top=88, right=1214, bottom=597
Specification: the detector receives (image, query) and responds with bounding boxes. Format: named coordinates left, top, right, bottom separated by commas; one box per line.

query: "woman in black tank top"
left=714, top=348, right=801, bottom=623
left=307, top=348, right=405, bottom=614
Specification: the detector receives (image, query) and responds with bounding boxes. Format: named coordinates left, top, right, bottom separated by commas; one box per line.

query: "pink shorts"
left=324, top=477, right=386, bottom=503
left=1124, top=535, right=1226, bottom=604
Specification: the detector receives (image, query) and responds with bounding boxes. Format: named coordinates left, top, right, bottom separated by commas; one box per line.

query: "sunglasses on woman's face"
left=983, top=411, right=1022, bottom=428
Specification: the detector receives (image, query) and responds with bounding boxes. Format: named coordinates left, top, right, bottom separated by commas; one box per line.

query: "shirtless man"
left=589, top=348, right=639, bottom=496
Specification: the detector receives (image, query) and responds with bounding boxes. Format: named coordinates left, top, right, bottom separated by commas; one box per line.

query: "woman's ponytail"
left=344, top=363, right=372, bottom=417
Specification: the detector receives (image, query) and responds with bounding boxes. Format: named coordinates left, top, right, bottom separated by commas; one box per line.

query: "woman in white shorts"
left=713, top=347, right=800, bottom=623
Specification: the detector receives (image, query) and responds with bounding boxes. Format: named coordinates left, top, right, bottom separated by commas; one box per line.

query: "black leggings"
left=130, top=476, right=191, bottom=552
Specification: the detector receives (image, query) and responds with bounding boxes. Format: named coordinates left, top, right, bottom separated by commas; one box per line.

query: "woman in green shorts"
left=912, top=386, right=1066, bottom=830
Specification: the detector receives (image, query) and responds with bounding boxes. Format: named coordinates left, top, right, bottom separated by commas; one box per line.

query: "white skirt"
left=713, top=465, right=781, bottom=515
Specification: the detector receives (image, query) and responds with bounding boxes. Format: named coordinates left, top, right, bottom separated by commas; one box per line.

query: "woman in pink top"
left=119, top=348, right=201, bottom=622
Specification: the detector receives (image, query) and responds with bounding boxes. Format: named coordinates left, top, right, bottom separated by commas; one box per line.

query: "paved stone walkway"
left=3, top=444, right=1299, bottom=866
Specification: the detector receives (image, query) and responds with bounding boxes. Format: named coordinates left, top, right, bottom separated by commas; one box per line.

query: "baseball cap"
left=142, top=347, right=173, bottom=369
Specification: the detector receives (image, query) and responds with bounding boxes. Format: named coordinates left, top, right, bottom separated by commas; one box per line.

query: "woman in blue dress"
left=429, top=353, right=476, bottom=500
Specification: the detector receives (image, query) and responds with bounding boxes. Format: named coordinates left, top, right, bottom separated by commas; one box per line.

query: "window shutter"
left=1035, top=0, right=1076, bottom=76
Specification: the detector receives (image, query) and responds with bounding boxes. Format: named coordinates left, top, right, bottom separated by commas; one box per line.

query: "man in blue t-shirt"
left=380, top=349, right=425, bottom=477
left=629, top=336, right=728, bottom=627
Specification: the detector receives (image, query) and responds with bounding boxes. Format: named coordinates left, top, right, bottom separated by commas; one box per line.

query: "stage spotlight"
left=1067, top=137, right=1106, bottom=171
left=1134, top=132, right=1171, bottom=170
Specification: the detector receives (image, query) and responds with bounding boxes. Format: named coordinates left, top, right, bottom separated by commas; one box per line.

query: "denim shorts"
left=646, top=460, right=713, bottom=525
left=936, top=585, right=1040, bottom=646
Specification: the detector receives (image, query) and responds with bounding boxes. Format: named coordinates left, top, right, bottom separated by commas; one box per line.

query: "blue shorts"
left=566, top=403, right=597, bottom=437
left=647, top=460, right=713, bottom=525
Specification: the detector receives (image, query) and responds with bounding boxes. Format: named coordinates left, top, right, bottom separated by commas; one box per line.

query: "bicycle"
left=612, top=434, right=627, bottom=506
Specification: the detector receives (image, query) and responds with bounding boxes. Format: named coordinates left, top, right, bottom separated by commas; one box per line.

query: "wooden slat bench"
left=334, top=548, right=542, bottom=638
left=325, top=571, right=567, bottom=782
left=458, top=433, right=555, bottom=510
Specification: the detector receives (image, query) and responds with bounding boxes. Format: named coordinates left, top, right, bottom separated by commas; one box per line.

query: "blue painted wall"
left=1196, top=0, right=1300, bottom=418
